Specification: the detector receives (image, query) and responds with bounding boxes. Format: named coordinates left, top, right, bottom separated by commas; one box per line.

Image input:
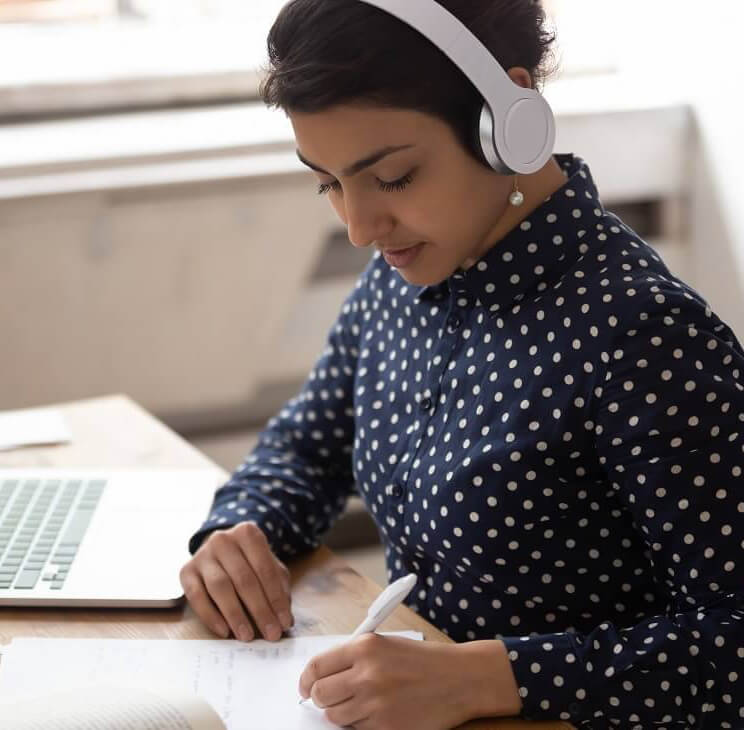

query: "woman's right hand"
left=179, top=522, right=294, bottom=642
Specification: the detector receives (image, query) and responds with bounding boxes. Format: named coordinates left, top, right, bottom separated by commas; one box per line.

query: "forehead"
left=289, top=104, right=442, bottom=160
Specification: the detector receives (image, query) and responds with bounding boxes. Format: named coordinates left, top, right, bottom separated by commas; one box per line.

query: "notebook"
left=0, top=632, right=424, bottom=728
left=0, top=468, right=221, bottom=607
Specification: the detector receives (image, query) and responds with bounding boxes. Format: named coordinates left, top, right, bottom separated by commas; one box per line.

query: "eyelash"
left=317, top=172, right=414, bottom=196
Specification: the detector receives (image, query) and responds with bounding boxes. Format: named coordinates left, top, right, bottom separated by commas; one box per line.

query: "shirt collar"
left=415, top=153, right=603, bottom=315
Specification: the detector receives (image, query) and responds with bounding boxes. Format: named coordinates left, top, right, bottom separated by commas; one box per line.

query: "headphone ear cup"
left=474, top=101, right=514, bottom=174
left=469, top=101, right=495, bottom=170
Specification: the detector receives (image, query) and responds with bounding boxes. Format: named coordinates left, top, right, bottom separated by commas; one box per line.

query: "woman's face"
left=289, top=104, right=514, bottom=287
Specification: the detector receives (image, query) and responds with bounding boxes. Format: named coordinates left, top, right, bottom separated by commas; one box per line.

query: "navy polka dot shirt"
left=190, top=154, right=744, bottom=727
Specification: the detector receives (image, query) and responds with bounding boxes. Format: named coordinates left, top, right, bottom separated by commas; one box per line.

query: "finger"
left=180, top=563, right=230, bottom=639
left=235, top=526, right=294, bottom=634
left=275, top=559, right=294, bottom=625
left=310, top=667, right=356, bottom=709
left=299, top=645, right=354, bottom=699
left=267, top=555, right=293, bottom=628
left=239, top=525, right=294, bottom=629
left=200, top=558, right=255, bottom=642
left=215, top=540, right=283, bottom=641
left=323, top=695, right=369, bottom=730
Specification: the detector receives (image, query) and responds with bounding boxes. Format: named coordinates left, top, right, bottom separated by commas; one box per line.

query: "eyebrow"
left=296, top=144, right=415, bottom=178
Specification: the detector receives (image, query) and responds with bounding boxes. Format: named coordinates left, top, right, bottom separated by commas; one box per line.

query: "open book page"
left=0, top=632, right=422, bottom=729
left=0, top=684, right=225, bottom=730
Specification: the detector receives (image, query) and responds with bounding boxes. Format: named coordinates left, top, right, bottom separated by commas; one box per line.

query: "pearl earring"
left=509, top=176, right=524, bottom=207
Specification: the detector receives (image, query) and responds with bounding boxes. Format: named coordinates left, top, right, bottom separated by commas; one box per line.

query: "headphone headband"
left=355, top=0, right=556, bottom=175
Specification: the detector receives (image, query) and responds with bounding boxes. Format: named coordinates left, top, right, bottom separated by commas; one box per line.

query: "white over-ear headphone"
left=355, top=0, right=556, bottom=175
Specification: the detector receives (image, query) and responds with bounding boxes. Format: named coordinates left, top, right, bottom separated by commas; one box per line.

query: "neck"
left=463, top=156, right=568, bottom=269
left=508, top=155, right=568, bottom=226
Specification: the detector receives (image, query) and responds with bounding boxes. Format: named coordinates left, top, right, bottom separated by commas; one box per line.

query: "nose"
left=342, top=192, right=394, bottom=249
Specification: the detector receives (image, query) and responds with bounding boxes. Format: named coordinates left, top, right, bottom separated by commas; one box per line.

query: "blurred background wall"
left=1, top=0, right=742, bottom=582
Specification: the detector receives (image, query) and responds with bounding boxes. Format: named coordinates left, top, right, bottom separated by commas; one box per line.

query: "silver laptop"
left=0, top=468, right=220, bottom=607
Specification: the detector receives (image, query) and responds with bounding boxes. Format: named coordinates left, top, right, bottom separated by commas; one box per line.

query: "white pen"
left=299, top=572, right=417, bottom=705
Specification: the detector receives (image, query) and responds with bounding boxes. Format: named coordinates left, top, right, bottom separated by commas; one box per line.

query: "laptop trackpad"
left=62, top=472, right=215, bottom=601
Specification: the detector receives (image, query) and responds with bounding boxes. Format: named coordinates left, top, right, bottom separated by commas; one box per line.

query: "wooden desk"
left=0, top=395, right=569, bottom=730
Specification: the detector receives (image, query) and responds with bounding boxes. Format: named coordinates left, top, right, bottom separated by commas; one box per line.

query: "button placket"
left=446, top=285, right=468, bottom=333
left=446, top=313, right=462, bottom=332
left=384, top=481, right=407, bottom=538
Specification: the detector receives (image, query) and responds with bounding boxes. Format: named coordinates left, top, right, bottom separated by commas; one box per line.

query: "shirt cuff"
left=187, top=499, right=269, bottom=555
left=187, top=499, right=308, bottom=559
left=502, top=632, right=589, bottom=725
left=188, top=526, right=225, bottom=555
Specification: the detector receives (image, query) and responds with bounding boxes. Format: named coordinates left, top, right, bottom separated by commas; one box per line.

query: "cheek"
left=396, top=187, right=450, bottom=239
left=406, top=191, right=468, bottom=245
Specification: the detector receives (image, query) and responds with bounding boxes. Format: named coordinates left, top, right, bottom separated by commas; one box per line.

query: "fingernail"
left=279, top=611, right=292, bottom=630
left=264, top=623, right=280, bottom=641
left=238, top=623, right=253, bottom=642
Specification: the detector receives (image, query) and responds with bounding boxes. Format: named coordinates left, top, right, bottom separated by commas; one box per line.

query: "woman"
left=179, top=1, right=744, bottom=727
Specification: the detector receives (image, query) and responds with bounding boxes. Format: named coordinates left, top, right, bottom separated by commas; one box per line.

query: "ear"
left=506, top=66, right=534, bottom=90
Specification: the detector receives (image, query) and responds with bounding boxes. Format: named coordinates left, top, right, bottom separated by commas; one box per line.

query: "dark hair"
left=260, top=0, right=557, bottom=164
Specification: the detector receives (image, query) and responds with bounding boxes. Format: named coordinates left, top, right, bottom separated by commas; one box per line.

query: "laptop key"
left=53, top=548, right=77, bottom=557
left=61, top=511, right=95, bottom=544
left=14, top=570, right=41, bottom=589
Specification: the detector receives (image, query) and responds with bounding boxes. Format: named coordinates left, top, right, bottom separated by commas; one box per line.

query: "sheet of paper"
left=0, top=407, right=72, bottom=450
left=0, top=632, right=423, bottom=729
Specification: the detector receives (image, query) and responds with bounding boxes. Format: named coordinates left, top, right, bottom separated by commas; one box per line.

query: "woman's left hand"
left=298, top=633, right=494, bottom=729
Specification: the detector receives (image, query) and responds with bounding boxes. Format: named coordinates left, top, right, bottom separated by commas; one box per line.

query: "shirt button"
left=568, top=703, right=580, bottom=716
left=421, top=397, right=432, bottom=411
left=391, top=484, right=404, bottom=499
left=446, top=314, right=462, bottom=331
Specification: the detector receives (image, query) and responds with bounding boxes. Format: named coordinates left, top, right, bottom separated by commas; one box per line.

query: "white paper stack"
left=0, top=407, right=71, bottom=451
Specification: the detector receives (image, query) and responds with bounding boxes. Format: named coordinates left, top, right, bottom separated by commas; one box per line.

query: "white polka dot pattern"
left=189, top=155, right=744, bottom=727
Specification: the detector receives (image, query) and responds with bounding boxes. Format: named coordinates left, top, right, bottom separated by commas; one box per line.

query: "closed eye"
left=317, top=172, right=414, bottom=196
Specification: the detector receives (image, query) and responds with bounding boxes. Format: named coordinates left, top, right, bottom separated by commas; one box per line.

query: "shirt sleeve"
left=502, top=283, right=744, bottom=727
left=187, top=264, right=371, bottom=561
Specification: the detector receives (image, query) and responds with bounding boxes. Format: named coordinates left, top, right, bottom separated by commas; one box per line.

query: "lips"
left=381, top=242, right=425, bottom=269
left=381, top=243, right=420, bottom=254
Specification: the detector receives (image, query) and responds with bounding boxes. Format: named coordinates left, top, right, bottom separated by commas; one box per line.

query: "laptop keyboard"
left=0, top=478, right=106, bottom=591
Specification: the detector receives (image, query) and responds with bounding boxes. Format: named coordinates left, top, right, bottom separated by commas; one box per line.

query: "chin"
left=394, top=269, right=425, bottom=286
left=402, top=258, right=455, bottom=286
left=397, top=269, right=445, bottom=287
